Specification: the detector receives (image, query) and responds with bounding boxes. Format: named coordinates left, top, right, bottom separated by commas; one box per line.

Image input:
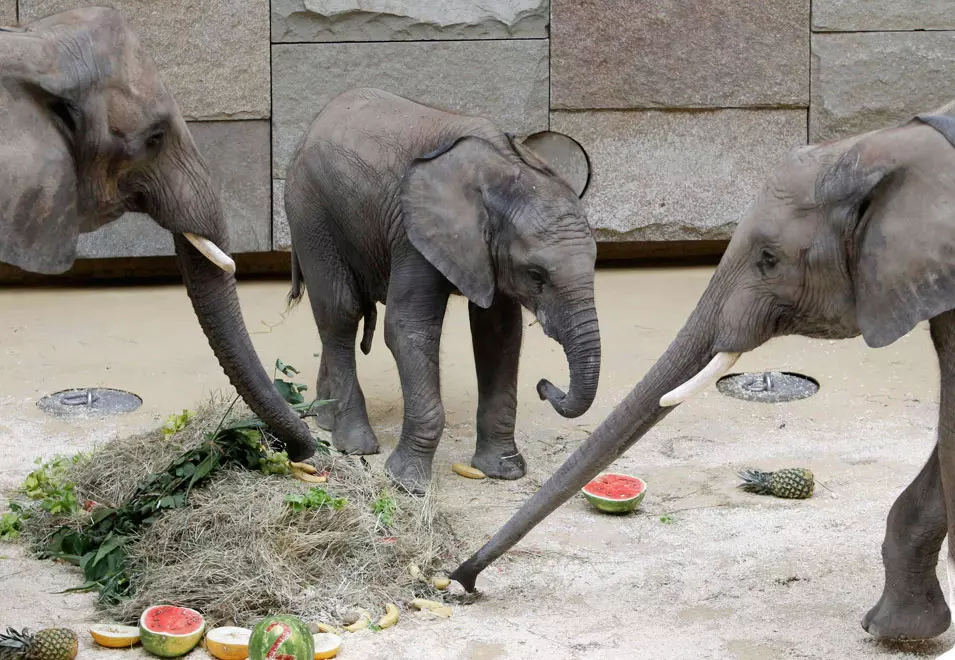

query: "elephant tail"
left=360, top=304, right=377, bottom=355
left=287, top=249, right=305, bottom=309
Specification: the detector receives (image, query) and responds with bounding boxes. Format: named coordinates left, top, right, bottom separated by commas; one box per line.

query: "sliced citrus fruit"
left=89, top=624, right=141, bottom=648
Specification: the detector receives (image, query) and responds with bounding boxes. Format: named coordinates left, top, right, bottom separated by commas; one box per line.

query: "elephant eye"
left=757, top=248, right=779, bottom=276
left=145, top=128, right=165, bottom=150
left=527, top=267, right=547, bottom=291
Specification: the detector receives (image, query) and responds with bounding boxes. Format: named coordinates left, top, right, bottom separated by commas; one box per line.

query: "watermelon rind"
left=582, top=473, right=646, bottom=513
left=249, top=615, right=314, bottom=660
left=139, top=606, right=205, bottom=658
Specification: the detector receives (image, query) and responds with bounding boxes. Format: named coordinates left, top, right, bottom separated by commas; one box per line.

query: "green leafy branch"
left=285, top=487, right=347, bottom=512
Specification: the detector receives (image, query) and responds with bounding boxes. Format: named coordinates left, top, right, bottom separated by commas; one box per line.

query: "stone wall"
left=9, top=0, right=955, bottom=260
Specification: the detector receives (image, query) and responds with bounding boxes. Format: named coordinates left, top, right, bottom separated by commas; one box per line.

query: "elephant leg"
left=862, top=445, right=949, bottom=640
left=307, top=287, right=379, bottom=456
left=863, top=309, right=955, bottom=640
left=383, top=254, right=451, bottom=495
left=313, top=352, right=334, bottom=431
left=468, top=296, right=526, bottom=480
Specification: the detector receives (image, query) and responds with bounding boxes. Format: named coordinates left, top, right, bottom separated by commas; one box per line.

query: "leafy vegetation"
left=372, top=491, right=397, bottom=527
left=5, top=359, right=333, bottom=606
left=273, top=359, right=309, bottom=405
left=162, top=410, right=196, bottom=436
left=285, top=487, right=347, bottom=512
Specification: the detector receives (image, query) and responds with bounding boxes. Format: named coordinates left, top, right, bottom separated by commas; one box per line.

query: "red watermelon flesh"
left=584, top=474, right=644, bottom=499
left=144, top=606, right=204, bottom=635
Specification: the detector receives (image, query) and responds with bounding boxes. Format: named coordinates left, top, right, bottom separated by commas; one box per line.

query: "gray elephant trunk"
left=452, top=307, right=715, bottom=592
left=536, top=300, right=601, bottom=419
left=162, top=169, right=316, bottom=461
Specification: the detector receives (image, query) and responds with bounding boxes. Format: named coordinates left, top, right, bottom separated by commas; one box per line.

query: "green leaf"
left=274, top=379, right=308, bottom=405
left=92, top=534, right=127, bottom=566
left=275, top=359, right=300, bottom=377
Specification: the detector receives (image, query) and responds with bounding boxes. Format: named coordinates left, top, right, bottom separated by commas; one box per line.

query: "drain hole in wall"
left=716, top=372, right=819, bottom=404
left=37, top=388, right=143, bottom=417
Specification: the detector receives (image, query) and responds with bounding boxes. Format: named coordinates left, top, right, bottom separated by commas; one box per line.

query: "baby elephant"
left=285, top=87, right=600, bottom=492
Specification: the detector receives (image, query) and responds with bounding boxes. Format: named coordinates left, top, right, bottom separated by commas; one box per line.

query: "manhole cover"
left=37, top=388, right=143, bottom=417
left=716, top=372, right=819, bottom=404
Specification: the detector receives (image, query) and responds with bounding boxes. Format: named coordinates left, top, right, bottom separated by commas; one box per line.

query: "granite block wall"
left=7, top=0, right=954, bottom=261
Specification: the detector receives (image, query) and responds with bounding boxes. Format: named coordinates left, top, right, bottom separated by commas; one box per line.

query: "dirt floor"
left=2, top=266, right=954, bottom=659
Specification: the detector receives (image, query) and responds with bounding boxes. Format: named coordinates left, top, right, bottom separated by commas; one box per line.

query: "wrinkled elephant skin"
left=0, top=8, right=315, bottom=460
left=452, top=100, right=955, bottom=643
left=284, top=88, right=601, bottom=493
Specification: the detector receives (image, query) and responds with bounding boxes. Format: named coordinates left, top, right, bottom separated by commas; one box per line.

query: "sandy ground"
left=1, top=266, right=953, bottom=659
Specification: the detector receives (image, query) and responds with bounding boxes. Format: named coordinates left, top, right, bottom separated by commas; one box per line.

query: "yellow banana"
left=377, top=603, right=399, bottom=629
left=343, top=608, right=372, bottom=632
left=292, top=468, right=328, bottom=484
left=313, top=623, right=340, bottom=635
left=431, top=576, right=450, bottom=591
left=451, top=463, right=486, bottom=479
left=408, top=564, right=422, bottom=582
left=411, top=599, right=452, bottom=618
left=289, top=461, right=318, bottom=474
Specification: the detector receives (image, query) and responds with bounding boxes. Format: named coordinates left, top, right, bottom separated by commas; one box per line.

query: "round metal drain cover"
left=37, top=388, right=143, bottom=417
left=716, top=371, right=818, bottom=404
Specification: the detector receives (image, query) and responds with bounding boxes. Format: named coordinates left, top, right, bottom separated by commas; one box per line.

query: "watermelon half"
left=582, top=473, right=646, bottom=513
left=249, top=615, right=314, bottom=660
left=139, top=605, right=206, bottom=658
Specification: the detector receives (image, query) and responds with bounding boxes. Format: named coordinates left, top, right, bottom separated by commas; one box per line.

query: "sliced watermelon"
left=582, top=473, right=646, bottom=513
left=249, top=615, right=313, bottom=660
left=139, top=605, right=205, bottom=658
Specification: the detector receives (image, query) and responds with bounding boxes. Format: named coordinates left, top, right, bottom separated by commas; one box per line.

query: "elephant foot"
left=313, top=403, right=335, bottom=432
left=862, top=582, right=950, bottom=640
left=331, top=419, right=380, bottom=455
left=472, top=444, right=526, bottom=480
left=385, top=447, right=433, bottom=496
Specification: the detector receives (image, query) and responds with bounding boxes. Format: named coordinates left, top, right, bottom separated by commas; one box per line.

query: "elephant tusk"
left=184, top=233, right=236, bottom=274
left=659, top=352, right=741, bottom=407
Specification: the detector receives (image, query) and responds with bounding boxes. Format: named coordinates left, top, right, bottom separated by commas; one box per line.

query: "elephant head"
left=401, top=130, right=599, bottom=419
left=0, top=7, right=315, bottom=460
left=450, top=101, right=955, bottom=590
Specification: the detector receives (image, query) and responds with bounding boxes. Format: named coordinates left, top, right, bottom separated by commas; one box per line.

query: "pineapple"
left=0, top=628, right=78, bottom=660
left=737, top=468, right=814, bottom=499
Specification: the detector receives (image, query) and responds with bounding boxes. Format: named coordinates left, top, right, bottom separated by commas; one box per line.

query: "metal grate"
left=716, top=372, right=819, bottom=404
left=37, top=388, right=143, bottom=417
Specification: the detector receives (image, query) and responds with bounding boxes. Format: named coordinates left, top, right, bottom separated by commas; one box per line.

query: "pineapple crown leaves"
left=0, top=627, right=31, bottom=648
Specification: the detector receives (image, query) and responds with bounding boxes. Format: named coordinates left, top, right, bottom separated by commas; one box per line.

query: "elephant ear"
left=402, top=136, right=516, bottom=309
left=517, top=131, right=592, bottom=198
left=832, top=115, right=955, bottom=348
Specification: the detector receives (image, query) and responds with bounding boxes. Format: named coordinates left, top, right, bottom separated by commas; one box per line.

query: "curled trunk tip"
left=537, top=378, right=587, bottom=418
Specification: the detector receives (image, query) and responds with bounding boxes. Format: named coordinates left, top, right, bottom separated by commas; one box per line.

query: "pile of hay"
left=24, top=399, right=461, bottom=627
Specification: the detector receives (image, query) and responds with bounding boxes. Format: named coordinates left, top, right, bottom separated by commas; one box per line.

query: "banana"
left=451, top=463, right=486, bottom=479
left=408, top=564, right=422, bottom=582
left=289, top=461, right=318, bottom=474
left=377, top=603, right=399, bottom=629
left=431, top=576, right=451, bottom=591
left=343, top=608, right=372, bottom=632
left=411, top=599, right=452, bottom=618
left=312, top=623, right=340, bottom=635
left=292, top=468, right=328, bottom=484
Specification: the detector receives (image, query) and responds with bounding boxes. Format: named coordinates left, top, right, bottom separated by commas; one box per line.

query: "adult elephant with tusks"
left=284, top=87, right=599, bottom=495
left=452, top=99, right=955, bottom=644
left=0, top=7, right=316, bottom=460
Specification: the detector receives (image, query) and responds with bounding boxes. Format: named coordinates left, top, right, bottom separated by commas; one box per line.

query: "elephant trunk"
left=174, top=235, right=316, bottom=461
left=536, top=298, right=601, bottom=419
left=451, top=311, right=714, bottom=592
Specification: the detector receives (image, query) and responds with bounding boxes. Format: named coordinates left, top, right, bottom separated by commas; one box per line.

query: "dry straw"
left=28, top=399, right=460, bottom=627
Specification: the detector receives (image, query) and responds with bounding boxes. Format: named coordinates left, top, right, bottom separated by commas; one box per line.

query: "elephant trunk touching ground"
left=452, top=300, right=718, bottom=590
left=157, top=164, right=316, bottom=462
left=536, top=295, right=601, bottom=419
